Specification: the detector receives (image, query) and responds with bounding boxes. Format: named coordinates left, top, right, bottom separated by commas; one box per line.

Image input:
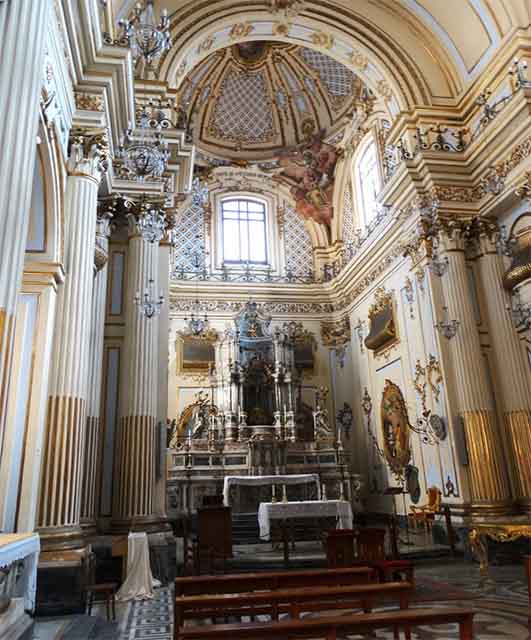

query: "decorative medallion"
left=380, top=380, right=412, bottom=474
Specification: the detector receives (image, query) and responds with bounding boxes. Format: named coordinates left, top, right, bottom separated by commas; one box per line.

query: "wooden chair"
left=85, top=551, right=118, bottom=621
left=409, top=487, right=442, bottom=533
left=326, top=529, right=355, bottom=568
left=356, top=528, right=414, bottom=586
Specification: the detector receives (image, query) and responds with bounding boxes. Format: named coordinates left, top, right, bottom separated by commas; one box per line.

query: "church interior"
left=2, top=0, right=531, bottom=638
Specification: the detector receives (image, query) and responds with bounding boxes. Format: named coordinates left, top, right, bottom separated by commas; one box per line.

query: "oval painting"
left=380, top=379, right=412, bottom=474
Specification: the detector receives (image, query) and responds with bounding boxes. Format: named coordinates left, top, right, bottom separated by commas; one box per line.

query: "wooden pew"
left=175, top=565, right=375, bottom=597
left=178, top=606, right=475, bottom=640
left=175, top=580, right=412, bottom=634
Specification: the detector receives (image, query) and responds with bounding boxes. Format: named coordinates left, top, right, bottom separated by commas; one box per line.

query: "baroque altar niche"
left=167, top=302, right=353, bottom=514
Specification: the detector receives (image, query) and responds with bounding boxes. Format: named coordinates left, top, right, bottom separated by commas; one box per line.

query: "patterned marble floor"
left=33, top=560, right=531, bottom=639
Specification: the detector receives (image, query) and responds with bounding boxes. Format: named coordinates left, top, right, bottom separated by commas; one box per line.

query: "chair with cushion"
left=84, top=550, right=118, bottom=621
left=356, top=527, right=414, bottom=586
left=408, top=487, right=442, bottom=533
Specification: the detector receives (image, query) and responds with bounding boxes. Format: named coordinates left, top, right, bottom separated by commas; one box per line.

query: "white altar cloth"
left=0, top=533, right=40, bottom=612
left=258, top=500, right=353, bottom=540
left=116, top=532, right=159, bottom=601
left=223, top=474, right=320, bottom=506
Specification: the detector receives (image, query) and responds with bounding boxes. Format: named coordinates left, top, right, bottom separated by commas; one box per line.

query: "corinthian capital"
left=67, top=128, right=109, bottom=181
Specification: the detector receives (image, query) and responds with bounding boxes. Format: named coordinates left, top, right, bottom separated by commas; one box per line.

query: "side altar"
left=167, top=302, right=358, bottom=515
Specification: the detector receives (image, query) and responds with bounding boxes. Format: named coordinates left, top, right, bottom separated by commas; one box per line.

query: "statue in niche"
left=272, top=131, right=340, bottom=228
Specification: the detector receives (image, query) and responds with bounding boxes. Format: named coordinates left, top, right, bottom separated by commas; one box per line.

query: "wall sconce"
left=434, top=306, right=459, bottom=340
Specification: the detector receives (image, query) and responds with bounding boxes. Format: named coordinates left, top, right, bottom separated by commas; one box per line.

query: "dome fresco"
left=178, top=41, right=367, bottom=161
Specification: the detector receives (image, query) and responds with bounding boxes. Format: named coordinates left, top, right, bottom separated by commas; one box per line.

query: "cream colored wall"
left=344, top=255, right=466, bottom=517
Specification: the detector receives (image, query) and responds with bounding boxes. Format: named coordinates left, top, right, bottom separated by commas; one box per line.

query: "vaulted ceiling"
left=178, top=42, right=367, bottom=161
left=112, top=0, right=529, bottom=106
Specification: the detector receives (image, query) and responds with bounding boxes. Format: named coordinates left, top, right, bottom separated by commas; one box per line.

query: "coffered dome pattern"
left=178, top=41, right=366, bottom=161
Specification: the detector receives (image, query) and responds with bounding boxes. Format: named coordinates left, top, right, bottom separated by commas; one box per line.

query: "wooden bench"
left=178, top=606, right=475, bottom=640
left=175, top=565, right=376, bottom=597
left=175, top=580, right=412, bottom=637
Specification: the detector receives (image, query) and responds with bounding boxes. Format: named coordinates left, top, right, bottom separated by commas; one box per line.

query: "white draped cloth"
left=116, top=532, right=159, bottom=601
left=0, top=533, right=40, bottom=612
left=258, top=500, right=353, bottom=540
left=223, top=474, right=321, bottom=506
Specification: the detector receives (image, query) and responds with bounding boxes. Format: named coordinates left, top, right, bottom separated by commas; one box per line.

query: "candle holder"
left=434, top=306, right=459, bottom=339
left=282, top=484, right=288, bottom=503
left=134, top=278, right=164, bottom=318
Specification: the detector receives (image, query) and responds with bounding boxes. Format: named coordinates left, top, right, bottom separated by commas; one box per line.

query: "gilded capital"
left=67, top=128, right=109, bottom=182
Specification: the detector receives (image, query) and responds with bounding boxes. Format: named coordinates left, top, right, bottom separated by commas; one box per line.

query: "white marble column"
left=112, top=216, right=160, bottom=531
left=438, top=227, right=511, bottom=515
left=37, top=132, right=107, bottom=549
left=80, top=212, right=112, bottom=532
left=477, top=233, right=531, bottom=513
left=0, top=0, right=49, bottom=463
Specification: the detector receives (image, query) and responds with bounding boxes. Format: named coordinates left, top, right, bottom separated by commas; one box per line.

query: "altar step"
left=232, top=512, right=263, bottom=545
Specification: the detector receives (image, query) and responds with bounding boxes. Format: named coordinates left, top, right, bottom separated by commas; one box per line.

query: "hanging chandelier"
left=184, top=299, right=211, bottom=337
left=135, top=278, right=164, bottom=318
left=117, top=109, right=170, bottom=181
left=133, top=199, right=167, bottom=243
left=119, top=1, right=171, bottom=66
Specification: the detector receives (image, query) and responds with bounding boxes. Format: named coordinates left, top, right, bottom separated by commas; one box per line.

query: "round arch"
left=151, top=0, right=465, bottom=112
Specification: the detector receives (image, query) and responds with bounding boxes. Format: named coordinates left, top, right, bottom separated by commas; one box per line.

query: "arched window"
left=221, top=197, right=268, bottom=265
left=355, top=138, right=381, bottom=226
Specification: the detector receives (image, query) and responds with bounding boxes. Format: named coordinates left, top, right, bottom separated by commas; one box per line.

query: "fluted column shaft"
left=80, top=215, right=112, bottom=531
left=112, top=221, right=159, bottom=529
left=478, top=239, right=531, bottom=510
left=37, top=138, right=105, bottom=549
left=0, top=0, right=49, bottom=463
left=439, top=233, right=511, bottom=514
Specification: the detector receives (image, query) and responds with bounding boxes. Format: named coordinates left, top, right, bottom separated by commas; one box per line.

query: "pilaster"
left=0, top=0, right=49, bottom=465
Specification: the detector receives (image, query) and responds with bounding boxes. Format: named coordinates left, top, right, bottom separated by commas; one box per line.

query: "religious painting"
left=273, top=131, right=339, bottom=227
left=364, top=287, right=398, bottom=354
left=380, top=380, right=411, bottom=475
left=176, top=335, right=216, bottom=374
left=294, top=341, right=315, bottom=372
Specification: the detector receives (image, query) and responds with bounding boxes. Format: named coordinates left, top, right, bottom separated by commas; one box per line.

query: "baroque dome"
left=177, top=41, right=367, bottom=162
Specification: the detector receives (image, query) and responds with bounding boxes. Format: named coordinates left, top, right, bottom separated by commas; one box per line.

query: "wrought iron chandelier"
left=134, top=201, right=167, bottom=243
left=116, top=114, right=170, bottom=182
left=119, top=1, right=171, bottom=65
left=135, top=278, right=164, bottom=318
left=184, top=299, right=211, bottom=337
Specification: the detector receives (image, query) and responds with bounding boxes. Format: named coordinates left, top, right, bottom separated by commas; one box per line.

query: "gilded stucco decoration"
left=320, top=316, right=350, bottom=349
left=176, top=41, right=366, bottom=162
left=320, top=316, right=350, bottom=366
left=380, top=380, right=412, bottom=475
left=269, top=0, right=306, bottom=18
left=364, top=287, right=398, bottom=353
left=74, top=92, right=104, bottom=112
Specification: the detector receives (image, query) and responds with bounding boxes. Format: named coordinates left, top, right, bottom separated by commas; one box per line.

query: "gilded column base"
left=80, top=518, right=98, bottom=537
left=462, top=410, right=511, bottom=506
left=110, top=514, right=172, bottom=535
left=467, top=500, right=515, bottom=518
left=504, top=410, right=531, bottom=500
left=38, top=525, right=86, bottom=551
